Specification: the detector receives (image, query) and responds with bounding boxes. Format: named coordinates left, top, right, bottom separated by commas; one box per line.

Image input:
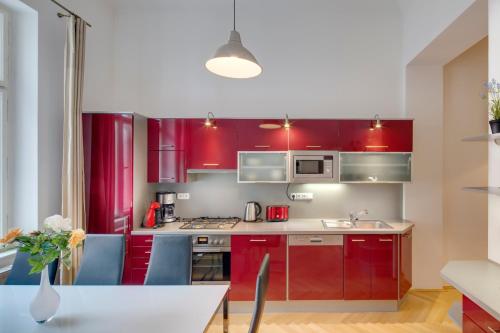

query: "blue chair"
left=248, top=253, right=270, bottom=333
left=74, top=234, right=124, bottom=285
left=144, top=235, right=192, bottom=285
left=6, top=251, right=58, bottom=285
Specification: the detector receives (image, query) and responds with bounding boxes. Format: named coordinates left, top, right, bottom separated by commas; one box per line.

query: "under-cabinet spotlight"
left=204, top=112, right=216, bottom=128
left=283, top=114, right=291, bottom=130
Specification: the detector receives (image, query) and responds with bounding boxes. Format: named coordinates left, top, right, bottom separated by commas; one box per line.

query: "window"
left=0, top=6, right=8, bottom=237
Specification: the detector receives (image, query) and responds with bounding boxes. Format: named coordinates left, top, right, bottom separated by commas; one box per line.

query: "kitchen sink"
left=353, top=220, right=393, bottom=229
left=321, top=220, right=354, bottom=229
left=322, top=219, right=393, bottom=230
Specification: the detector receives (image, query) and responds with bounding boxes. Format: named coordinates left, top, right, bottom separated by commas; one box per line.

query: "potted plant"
left=0, top=215, right=85, bottom=323
left=484, top=79, right=500, bottom=134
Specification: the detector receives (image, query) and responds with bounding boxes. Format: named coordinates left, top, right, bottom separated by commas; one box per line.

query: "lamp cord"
left=233, top=0, right=236, bottom=30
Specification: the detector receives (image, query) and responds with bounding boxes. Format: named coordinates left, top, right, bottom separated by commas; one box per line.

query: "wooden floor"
left=207, top=289, right=461, bottom=333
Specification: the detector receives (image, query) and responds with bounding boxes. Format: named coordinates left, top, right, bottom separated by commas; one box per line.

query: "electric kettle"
left=244, top=202, right=262, bottom=222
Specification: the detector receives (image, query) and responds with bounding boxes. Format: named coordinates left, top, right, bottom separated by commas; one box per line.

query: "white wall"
left=488, top=0, right=500, bottom=264
left=398, top=0, right=477, bottom=64
left=110, top=0, right=403, bottom=118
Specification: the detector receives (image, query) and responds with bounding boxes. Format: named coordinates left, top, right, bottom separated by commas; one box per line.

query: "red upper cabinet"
left=147, top=118, right=188, bottom=151
left=236, top=119, right=288, bottom=151
left=147, top=150, right=186, bottom=183
left=230, top=235, right=287, bottom=301
left=289, top=120, right=340, bottom=150
left=400, top=230, right=412, bottom=298
left=339, top=120, right=413, bottom=152
left=187, top=119, right=239, bottom=170
left=83, top=113, right=133, bottom=235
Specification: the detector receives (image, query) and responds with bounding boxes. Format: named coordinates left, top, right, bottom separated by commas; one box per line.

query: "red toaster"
left=266, top=205, right=289, bottom=222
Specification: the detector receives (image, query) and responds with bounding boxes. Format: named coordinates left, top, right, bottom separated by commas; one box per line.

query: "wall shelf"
left=462, top=133, right=500, bottom=145
left=462, top=187, right=500, bottom=195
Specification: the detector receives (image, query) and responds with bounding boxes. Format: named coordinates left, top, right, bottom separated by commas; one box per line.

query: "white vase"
left=29, top=266, right=60, bottom=324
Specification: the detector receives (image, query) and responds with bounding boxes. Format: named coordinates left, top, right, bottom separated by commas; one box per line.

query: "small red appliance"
left=143, top=201, right=161, bottom=228
left=266, top=205, right=289, bottom=222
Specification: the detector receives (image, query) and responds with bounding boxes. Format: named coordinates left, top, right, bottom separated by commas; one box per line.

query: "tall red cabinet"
left=83, top=113, right=147, bottom=284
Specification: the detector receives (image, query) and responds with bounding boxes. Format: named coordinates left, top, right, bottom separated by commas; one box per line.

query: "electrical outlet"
left=290, top=193, right=313, bottom=201
left=177, top=193, right=190, bottom=200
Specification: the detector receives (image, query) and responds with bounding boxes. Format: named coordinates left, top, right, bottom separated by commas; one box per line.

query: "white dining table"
left=0, top=285, right=229, bottom=333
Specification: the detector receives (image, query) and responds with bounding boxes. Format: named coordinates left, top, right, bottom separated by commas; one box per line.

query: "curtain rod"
left=51, top=0, right=92, bottom=28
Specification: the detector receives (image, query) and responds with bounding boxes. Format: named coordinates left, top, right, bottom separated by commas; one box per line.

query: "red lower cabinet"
left=344, top=235, right=398, bottom=300
left=230, top=235, right=287, bottom=301
left=123, top=235, right=152, bottom=285
left=463, top=296, right=500, bottom=333
left=288, top=235, right=343, bottom=300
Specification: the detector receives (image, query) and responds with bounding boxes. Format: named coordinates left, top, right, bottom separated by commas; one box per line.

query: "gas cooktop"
left=179, top=217, right=241, bottom=230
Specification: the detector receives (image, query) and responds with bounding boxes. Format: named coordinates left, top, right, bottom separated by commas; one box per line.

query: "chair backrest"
left=74, top=234, right=125, bottom=285
left=144, top=235, right=192, bottom=285
left=248, top=253, right=270, bottom=333
left=6, top=251, right=58, bottom=285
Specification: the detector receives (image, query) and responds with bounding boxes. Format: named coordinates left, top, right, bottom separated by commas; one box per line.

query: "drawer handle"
left=249, top=239, right=267, bottom=243
left=145, top=251, right=151, bottom=254
left=254, top=145, right=270, bottom=148
left=203, top=163, right=220, bottom=167
left=309, top=238, right=323, bottom=243
left=488, top=328, right=500, bottom=333
left=379, top=239, right=393, bottom=242
left=144, top=262, right=149, bottom=266
left=306, top=145, right=321, bottom=148
left=145, top=239, right=153, bottom=243
left=351, top=239, right=366, bottom=242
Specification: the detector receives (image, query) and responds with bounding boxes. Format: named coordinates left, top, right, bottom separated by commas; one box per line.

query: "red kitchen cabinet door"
left=188, top=119, right=239, bottom=170
left=147, top=150, right=186, bottom=183
left=344, top=235, right=372, bottom=300
left=399, top=230, right=412, bottom=298
left=230, top=235, right=287, bottom=301
left=371, top=235, right=398, bottom=300
left=289, top=119, right=340, bottom=150
left=288, top=244, right=343, bottom=300
left=339, top=120, right=413, bottom=152
left=83, top=113, right=133, bottom=235
left=463, top=296, right=500, bottom=333
left=236, top=119, right=289, bottom=151
left=147, top=118, right=188, bottom=151
left=463, top=314, right=487, bottom=333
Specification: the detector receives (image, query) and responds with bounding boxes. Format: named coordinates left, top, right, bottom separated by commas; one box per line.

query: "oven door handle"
left=193, top=248, right=228, bottom=253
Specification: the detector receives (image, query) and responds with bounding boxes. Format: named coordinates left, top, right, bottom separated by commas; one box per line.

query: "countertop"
left=132, top=218, right=414, bottom=235
left=441, top=260, right=500, bottom=321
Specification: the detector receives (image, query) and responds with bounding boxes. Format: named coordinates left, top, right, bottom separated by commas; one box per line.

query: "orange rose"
left=0, top=228, right=22, bottom=244
left=69, top=229, right=86, bottom=248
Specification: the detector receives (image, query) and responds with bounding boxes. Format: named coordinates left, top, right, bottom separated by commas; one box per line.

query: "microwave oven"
left=290, top=151, right=339, bottom=183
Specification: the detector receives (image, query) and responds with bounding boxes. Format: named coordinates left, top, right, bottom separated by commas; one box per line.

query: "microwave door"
left=296, top=160, right=324, bottom=175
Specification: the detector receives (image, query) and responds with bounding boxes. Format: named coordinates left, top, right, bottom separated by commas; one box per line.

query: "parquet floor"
left=207, top=289, right=461, bottom=333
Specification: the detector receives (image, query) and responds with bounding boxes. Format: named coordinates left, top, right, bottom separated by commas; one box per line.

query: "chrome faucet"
left=349, top=209, right=368, bottom=222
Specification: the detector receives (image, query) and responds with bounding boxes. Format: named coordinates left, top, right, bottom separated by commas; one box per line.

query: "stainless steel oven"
left=290, top=150, right=339, bottom=183
left=191, top=235, right=231, bottom=285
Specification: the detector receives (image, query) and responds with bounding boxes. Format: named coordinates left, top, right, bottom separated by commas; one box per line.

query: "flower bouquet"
left=0, top=215, right=86, bottom=323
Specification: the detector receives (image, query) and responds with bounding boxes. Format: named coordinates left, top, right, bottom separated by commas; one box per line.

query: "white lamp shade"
left=206, top=30, right=262, bottom=79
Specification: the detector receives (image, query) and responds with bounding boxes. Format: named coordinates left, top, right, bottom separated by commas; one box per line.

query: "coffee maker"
left=156, top=192, right=176, bottom=223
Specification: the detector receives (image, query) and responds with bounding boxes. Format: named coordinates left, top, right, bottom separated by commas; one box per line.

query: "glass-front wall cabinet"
left=339, top=153, right=412, bottom=183
left=238, top=152, right=289, bottom=183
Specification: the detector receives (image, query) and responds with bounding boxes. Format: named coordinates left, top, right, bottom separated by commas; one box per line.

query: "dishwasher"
left=288, top=234, right=344, bottom=300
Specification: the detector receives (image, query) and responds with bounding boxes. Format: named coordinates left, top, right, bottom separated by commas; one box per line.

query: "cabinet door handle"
left=160, top=177, right=175, bottom=181
left=379, top=239, right=393, bottom=242
left=145, top=239, right=153, bottom=243
left=249, top=239, right=267, bottom=243
left=487, top=328, right=500, bottom=333
left=160, top=144, right=175, bottom=148
left=306, top=145, right=321, bottom=148
left=144, top=262, right=149, bottom=266
left=203, top=163, right=220, bottom=167
left=145, top=251, right=151, bottom=254
left=254, top=145, right=271, bottom=148
left=351, top=239, right=366, bottom=242
left=309, top=238, right=323, bottom=243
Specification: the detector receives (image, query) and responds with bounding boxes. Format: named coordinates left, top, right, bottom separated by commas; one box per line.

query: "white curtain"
left=61, top=16, right=86, bottom=285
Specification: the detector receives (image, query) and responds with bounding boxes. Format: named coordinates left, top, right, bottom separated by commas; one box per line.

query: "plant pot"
left=490, top=120, right=500, bottom=134
left=29, top=266, right=60, bottom=324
